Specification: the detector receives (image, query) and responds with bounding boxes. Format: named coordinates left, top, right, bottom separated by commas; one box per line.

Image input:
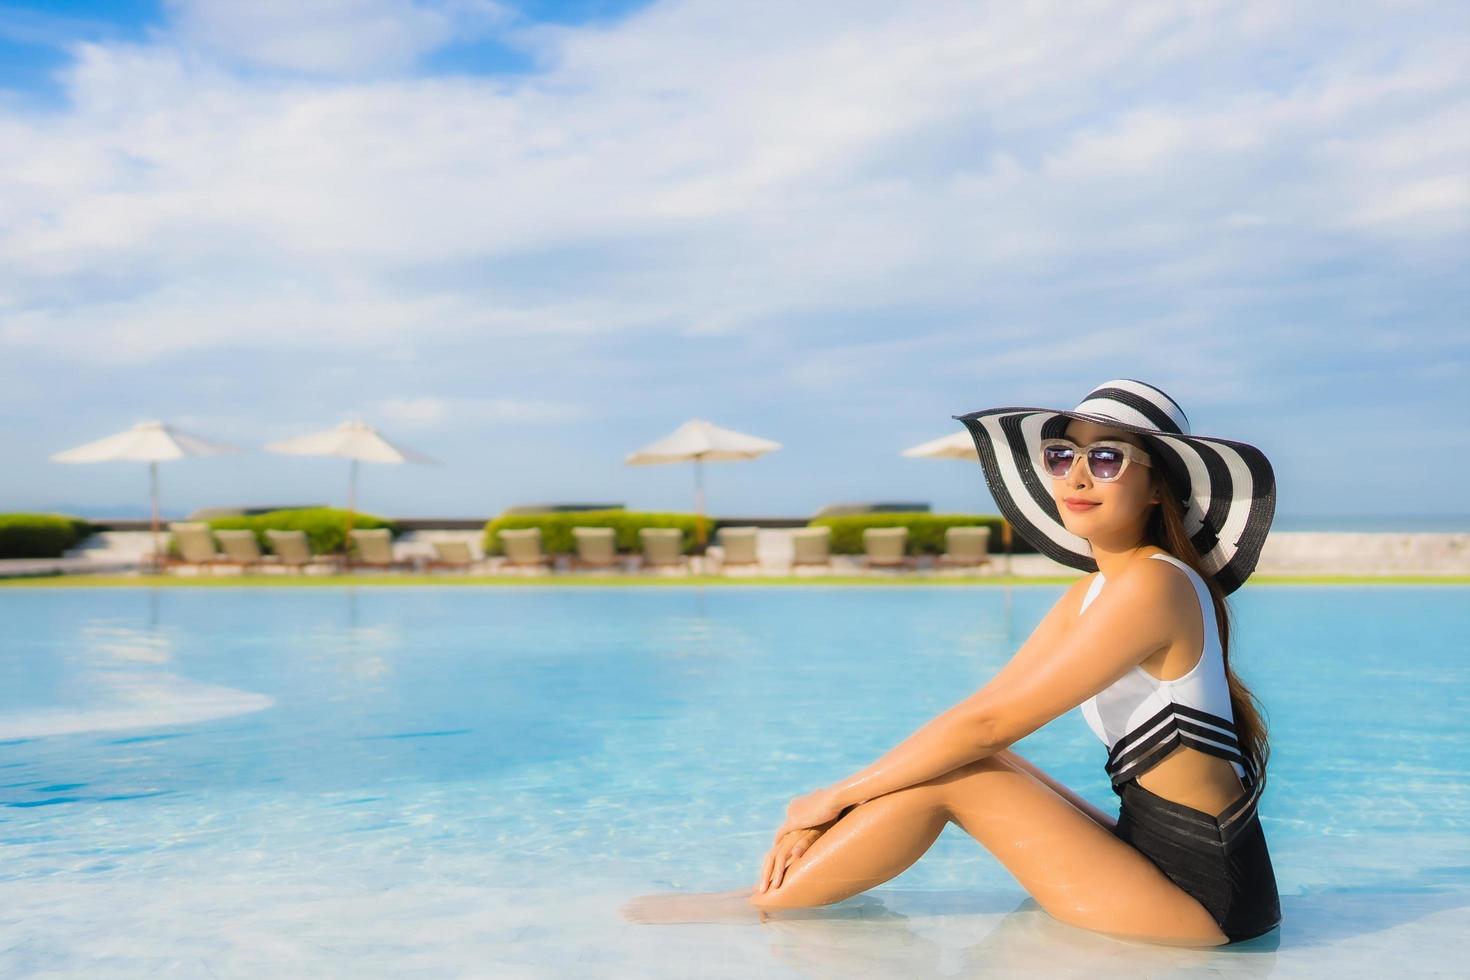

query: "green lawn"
left=1, top=573, right=1466, bottom=587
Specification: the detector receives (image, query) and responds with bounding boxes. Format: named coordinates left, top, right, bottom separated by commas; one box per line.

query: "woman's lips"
left=1065, top=499, right=1101, bottom=512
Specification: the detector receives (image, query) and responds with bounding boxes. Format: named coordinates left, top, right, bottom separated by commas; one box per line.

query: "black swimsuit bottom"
left=1111, top=777, right=1282, bottom=943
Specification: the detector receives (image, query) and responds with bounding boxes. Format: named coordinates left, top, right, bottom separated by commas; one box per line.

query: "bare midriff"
left=1134, top=746, right=1249, bottom=819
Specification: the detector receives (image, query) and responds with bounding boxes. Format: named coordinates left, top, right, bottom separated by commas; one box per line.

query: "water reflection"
left=734, top=876, right=1470, bottom=976
left=753, top=891, right=1284, bottom=977
left=0, top=590, right=274, bottom=740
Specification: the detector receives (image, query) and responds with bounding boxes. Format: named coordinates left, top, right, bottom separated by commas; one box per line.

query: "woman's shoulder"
left=1061, top=551, right=1187, bottom=616
left=1138, top=549, right=1202, bottom=590
left=1105, top=551, right=1199, bottom=613
left=1121, top=548, right=1187, bottom=579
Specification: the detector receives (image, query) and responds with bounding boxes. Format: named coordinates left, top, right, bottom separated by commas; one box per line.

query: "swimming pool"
left=2, top=584, right=1466, bottom=977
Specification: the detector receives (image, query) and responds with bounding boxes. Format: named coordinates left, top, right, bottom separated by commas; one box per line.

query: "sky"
left=1, top=0, right=1467, bottom=522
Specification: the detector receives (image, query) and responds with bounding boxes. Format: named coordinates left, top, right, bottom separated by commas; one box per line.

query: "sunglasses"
left=1038, top=438, right=1153, bottom=483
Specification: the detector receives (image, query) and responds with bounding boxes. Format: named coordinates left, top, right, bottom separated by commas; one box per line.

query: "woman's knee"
left=747, top=787, right=948, bottom=910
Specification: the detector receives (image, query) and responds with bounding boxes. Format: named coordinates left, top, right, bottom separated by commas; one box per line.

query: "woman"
left=624, top=379, right=1282, bottom=947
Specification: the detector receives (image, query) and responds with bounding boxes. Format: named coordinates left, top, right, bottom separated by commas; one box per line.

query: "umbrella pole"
left=1003, top=519, right=1012, bottom=577
left=346, top=458, right=358, bottom=566
left=150, top=460, right=160, bottom=574
left=693, top=455, right=707, bottom=549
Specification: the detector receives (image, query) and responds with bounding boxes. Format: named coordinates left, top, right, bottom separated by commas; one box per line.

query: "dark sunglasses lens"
left=1088, top=448, right=1125, bottom=480
left=1042, top=445, right=1075, bottom=476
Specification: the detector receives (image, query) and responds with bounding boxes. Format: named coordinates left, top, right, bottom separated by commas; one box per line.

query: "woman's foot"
left=620, top=887, right=769, bottom=924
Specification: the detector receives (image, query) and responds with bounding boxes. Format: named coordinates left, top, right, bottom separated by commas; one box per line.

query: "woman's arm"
left=825, top=702, right=1000, bottom=809
left=824, top=576, right=1093, bottom=808
left=825, top=564, right=1178, bottom=809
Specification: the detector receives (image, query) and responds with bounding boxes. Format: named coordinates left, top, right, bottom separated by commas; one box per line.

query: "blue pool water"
left=1, top=584, right=1467, bottom=978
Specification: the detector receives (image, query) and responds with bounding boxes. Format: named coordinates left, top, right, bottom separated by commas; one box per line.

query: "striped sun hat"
left=952, top=379, right=1276, bottom=595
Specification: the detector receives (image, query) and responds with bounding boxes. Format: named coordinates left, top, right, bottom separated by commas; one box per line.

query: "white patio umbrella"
left=264, top=419, right=439, bottom=539
left=901, top=427, right=1011, bottom=573
left=49, top=420, right=244, bottom=569
left=900, top=430, right=979, bottom=460
left=625, top=418, right=781, bottom=546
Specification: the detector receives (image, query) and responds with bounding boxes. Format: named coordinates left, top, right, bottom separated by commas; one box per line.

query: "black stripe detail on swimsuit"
left=1101, top=701, right=1264, bottom=845
left=1106, top=702, right=1240, bottom=766
left=1108, top=722, right=1249, bottom=785
left=1111, top=743, right=1264, bottom=846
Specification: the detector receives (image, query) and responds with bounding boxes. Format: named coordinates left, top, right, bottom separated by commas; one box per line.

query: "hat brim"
left=951, top=406, right=1276, bottom=595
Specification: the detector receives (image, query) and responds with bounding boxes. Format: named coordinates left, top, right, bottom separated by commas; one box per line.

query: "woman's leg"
left=750, top=770, right=953, bottom=906
left=750, top=751, right=1230, bottom=946
left=621, top=780, right=949, bottom=927
left=989, top=747, right=1118, bottom=832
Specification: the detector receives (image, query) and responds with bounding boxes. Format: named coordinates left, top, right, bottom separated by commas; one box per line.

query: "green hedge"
left=201, top=508, right=397, bottom=555
left=0, top=513, right=96, bottom=559
left=807, top=513, right=1012, bottom=555
left=483, top=510, right=704, bottom=555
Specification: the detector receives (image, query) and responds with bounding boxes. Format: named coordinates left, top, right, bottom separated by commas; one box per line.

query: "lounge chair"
left=164, top=522, right=224, bottom=574
left=348, top=528, right=417, bottom=572
left=936, top=526, right=993, bottom=570
left=571, top=526, right=622, bottom=572
left=715, top=526, right=760, bottom=573
left=638, top=528, right=689, bottom=574
left=425, top=540, right=478, bottom=573
left=790, top=527, right=833, bottom=572
left=862, top=526, right=917, bottom=571
left=265, top=529, right=344, bottom=574
left=214, top=529, right=279, bottom=572
left=498, top=527, right=554, bottom=572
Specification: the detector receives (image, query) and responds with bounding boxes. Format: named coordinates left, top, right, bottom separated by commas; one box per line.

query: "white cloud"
left=1346, top=175, right=1470, bottom=231
left=0, top=0, right=1465, bottom=375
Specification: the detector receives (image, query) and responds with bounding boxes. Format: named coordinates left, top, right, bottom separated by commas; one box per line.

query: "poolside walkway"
left=4, top=530, right=1467, bottom=579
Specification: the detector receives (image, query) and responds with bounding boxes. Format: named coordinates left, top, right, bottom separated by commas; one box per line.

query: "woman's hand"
left=754, top=787, right=854, bottom=893
left=757, top=826, right=824, bottom=893
left=771, top=786, right=847, bottom=842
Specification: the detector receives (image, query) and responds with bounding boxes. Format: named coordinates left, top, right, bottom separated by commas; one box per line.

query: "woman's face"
left=1049, top=419, right=1159, bottom=541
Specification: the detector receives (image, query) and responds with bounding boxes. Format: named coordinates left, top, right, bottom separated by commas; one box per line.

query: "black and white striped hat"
left=952, top=379, right=1276, bottom=595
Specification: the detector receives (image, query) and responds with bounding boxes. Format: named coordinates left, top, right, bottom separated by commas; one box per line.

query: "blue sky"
left=1, top=0, right=1467, bottom=522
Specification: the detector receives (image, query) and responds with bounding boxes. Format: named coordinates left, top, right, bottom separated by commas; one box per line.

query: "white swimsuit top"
left=1078, top=553, right=1261, bottom=823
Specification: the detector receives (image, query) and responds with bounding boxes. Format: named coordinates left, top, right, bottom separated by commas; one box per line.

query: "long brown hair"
left=1143, top=458, right=1272, bottom=790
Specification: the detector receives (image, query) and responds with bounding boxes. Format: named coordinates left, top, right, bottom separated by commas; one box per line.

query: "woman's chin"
left=1060, top=514, right=1112, bottom=538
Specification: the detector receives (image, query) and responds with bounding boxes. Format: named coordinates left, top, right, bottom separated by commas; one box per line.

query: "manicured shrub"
left=807, top=513, right=1012, bottom=555
left=483, top=510, right=704, bottom=555
left=204, top=507, right=396, bottom=555
left=0, top=513, right=96, bottom=558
